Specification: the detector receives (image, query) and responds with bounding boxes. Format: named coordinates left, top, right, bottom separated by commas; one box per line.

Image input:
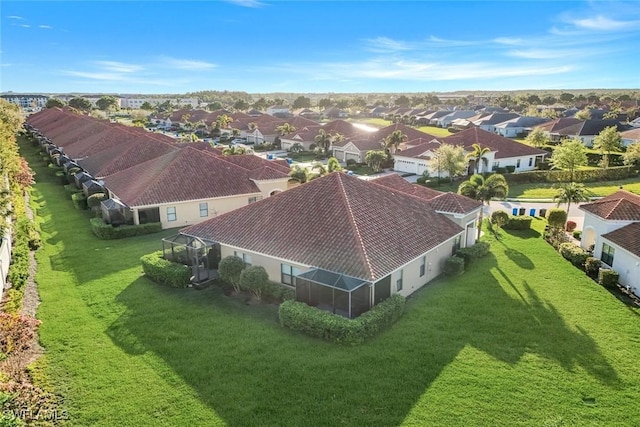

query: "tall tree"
left=382, top=130, right=407, bottom=155
left=525, top=127, right=550, bottom=148
left=314, top=129, right=332, bottom=154
left=465, top=143, right=491, bottom=174
left=292, top=96, right=311, bottom=109
left=140, top=101, right=154, bottom=111
left=45, top=98, right=65, bottom=109
left=428, top=143, right=466, bottom=182
left=276, top=123, right=296, bottom=136
left=458, top=174, right=509, bottom=239
left=68, top=97, right=92, bottom=113
left=365, top=150, right=387, bottom=173
left=549, top=138, right=588, bottom=181
left=593, top=126, right=623, bottom=169
left=233, top=99, right=250, bottom=111
left=96, top=95, right=119, bottom=112
left=623, top=142, right=640, bottom=167
left=552, top=182, right=591, bottom=226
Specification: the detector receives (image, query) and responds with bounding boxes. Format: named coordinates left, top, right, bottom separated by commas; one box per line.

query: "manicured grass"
left=349, top=118, right=454, bottom=138
left=22, top=138, right=640, bottom=426
left=415, top=125, right=454, bottom=138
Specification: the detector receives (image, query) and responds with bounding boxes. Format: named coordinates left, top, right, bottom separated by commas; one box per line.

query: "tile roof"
left=555, top=119, right=628, bottom=136
left=472, top=112, right=520, bottom=126
left=181, top=172, right=464, bottom=281
left=579, top=190, right=640, bottom=221
left=621, top=127, right=640, bottom=141
left=395, top=141, right=440, bottom=158
left=442, top=127, right=548, bottom=159
left=602, top=222, right=640, bottom=258
left=534, top=117, right=582, bottom=133
left=248, top=166, right=290, bottom=181
left=102, top=147, right=261, bottom=207
left=219, top=153, right=290, bottom=174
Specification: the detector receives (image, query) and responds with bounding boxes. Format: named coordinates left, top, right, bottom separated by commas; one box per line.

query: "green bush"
left=90, top=217, right=161, bottom=239
left=71, top=192, right=88, bottom=210
left=558, top=242, right=590, bottom=269
left=239, top=265, right=269, bottom=299
left=598, top=268, right=619, bottom=289
left=505, top=166, right=636, bottom=184
left=455, top=241, right=490, bottom=267
left=504, top=216, right=533, bottom=230
left=55, top=170, right=67, bottom=184
left=279, top=294, right=405, bottom=345
left=584, top=257, right=601, bottom=278
left=87, top=193, right=107, bottom=209
left=140, top=251, right=191, bottom=288
left=546, top=208, right=567, bottom=229
left=490, top=210, right=510, bottom=228
left=16, top=218, right=41, bottom=250
left=64, top=183, right=83, bottom=197
left=218, top=255, right=245, bottom=293
left=572, top=230, right=582, bottom=240
left=444, top=256, right=465, bottom=276
left=263, top=281, right=294, bottom=302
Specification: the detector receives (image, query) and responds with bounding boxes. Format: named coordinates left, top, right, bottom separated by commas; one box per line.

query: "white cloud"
left=95, top=60, right=143, bottom=73
left=507, top=49, right=576, bottom=59
left=493, top=37, right=523, bottom=45
left=61, top=70, right=127, bottom=81
left=427, top=36, right=479, bottom=47
left=364, top=37, right=413, bottom=53
left=20, top=24, right=31, bottom=28
left=571, top=15, right=640, bottom=31
left=224, top=0, right=265, bottom=8
left=7, top=15, right=24, bottom=20
left=39, top=25, right=53, bottom=29
left=158, top=56, right=217, bottom=70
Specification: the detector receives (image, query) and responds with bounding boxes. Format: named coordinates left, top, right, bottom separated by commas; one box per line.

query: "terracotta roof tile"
left=181, top=173, right=464, bottom=281
left=580, top=190, right=640, bottom=220
left=443, top=127, right=547, bottom=159
left=602, top=222, right=640, bottom=257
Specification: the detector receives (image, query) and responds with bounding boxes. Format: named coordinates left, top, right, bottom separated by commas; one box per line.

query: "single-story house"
left=436, top=111, right=477, bottom=128
left=177, top=172, right=481, bottom=317
left=553, top=119, right=629, bottom=147
left=580, top=190, right=640, bottom=296
left=494, top=116, right=551, bottom=138
left=620, top=127, right=640, bottom=147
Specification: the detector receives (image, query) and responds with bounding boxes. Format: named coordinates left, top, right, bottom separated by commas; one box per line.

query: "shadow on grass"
left=105, top=247, right=621, bottom=426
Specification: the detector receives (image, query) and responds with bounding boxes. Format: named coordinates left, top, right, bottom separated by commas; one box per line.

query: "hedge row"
left=504, top=216, right=533, bottom=230
left=71, top=192, right=88, bottom=210
left=279, top=294, right=406, bottom=345
left=140, top=250, right=191, bottom=288
left=90, top=217, right=162, bottom=239
left=455, top=241, right=490, bottom=268
left=444, top=256, right=464, bottom=276
left=558, top=242, right=590, bottom=268
left=505, top=166, right=635, bottom=184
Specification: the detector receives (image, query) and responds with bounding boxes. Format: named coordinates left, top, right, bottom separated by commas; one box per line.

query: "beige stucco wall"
left=219, top=245, right=309, bottom=285
left=254, top=179, right=289, bottom=198
left=391, top=235, right=460, bottom=298
left=150, top=193, right=261, bottom=229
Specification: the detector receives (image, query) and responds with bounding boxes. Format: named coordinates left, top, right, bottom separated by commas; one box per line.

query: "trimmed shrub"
left=444, top=256, right=465, bottom=276
left=263, top=281, right=294, bottom=302
left=90, top=217, right=161, bottom=239
left=504, top=165, right=636, bottom=184
left=505, top=165, right=516, bottom=173
left=71, top=192, right=88, bottom=210
left=573, top=230, right=582, bottom=240
left=239, top=265, right=269, bottom=299
left=558, top=242, right=590, bottom=268
left=504, top=216, right=533, bottom=230
left=140, top=251, right=191, bottom=288
left=584, top=257, right=601, bottom=278
left=218, top=255, right=245, bottom=293
left=64, top=183, right=82, bottom=197
left=455, top=241, right=490, bottom=267
left=0, top=313, right=41, bottom=356
left=278, top=294, right=405, bottom=345
left=546, top=208, right=567, bottom=229
left=598, top=268, right=619, bottom=289
left=565, top=221, right=577, bottom=232
left=490, top=210, right=510, bottom=229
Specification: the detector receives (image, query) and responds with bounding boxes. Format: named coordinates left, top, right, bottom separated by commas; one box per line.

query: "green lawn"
left=349, top=118, right=454, bottom=138
left=22, top=138, right=640, bottom=426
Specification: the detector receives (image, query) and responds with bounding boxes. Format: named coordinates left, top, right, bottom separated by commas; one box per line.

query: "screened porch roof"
left=163, top=233, right=217, bottom=250
left=296, top=268, right=370, bottom=292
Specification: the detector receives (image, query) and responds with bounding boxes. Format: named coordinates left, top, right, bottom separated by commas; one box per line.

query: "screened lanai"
left=294, top=269, right=372, bottom=319
left=100, top=198, right=133, bottom=226
left=162, top=234, right=221, bottom=283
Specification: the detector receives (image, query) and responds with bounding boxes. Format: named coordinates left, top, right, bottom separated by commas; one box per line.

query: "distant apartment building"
left=1, top=93, right=49, bottom=109
left=120, top=97, right=199, bottom=109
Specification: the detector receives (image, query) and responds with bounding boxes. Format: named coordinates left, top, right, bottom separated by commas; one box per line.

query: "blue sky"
left=1, top=1, right=639, bottom=94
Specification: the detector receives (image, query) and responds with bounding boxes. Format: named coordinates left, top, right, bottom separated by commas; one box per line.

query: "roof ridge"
left=336, top=174, right=376, bottom=280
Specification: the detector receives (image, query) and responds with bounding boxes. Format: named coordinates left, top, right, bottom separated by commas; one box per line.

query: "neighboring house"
left=579, top=190, right=640, bottom=297
left=102, top=147, right=290, bottom=229
left=471, top=112, right=520, bottom=133
left=442, top=128, right=548, bottom=173
left=620, top=127, right=640, bottom=147
left=1, top=93, right=48, bottom=110
left=178, top=172, right=481, bottom=318
left=423, top=110, right=453, bottom=126
left=369, top=106, right=391, bottom=117
left=553, top=119, right=629, bottom=147
left=323, top=107, right=349, bottom=119
left=533, top=117, right=582, bottom=143
left=332, top=137, right=383, bottom=163
left=494, top=116, right=551, bottom=138
left=437, top=111, right=477, bottom=128
left=266, top=105, right=291, bottom=116
left=629, top=117, right=640, bottom=128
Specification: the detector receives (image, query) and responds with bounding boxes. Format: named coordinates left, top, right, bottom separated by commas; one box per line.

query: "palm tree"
left=552, top=182, right=591, bottom=226
left=314, top=129, right=332, bottom=154
left=465, top=143, right=491, bottom=174
left=458, top=173, right=509, bottom=240
left=383, top=130, right=407, bottom=154
left=276, top=123, right=296, bottom=137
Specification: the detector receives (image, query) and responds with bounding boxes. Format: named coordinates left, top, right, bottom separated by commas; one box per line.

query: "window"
left=452, top=235, right=462, bottom=255
left=419, top=256, right=426, bottom=277
left=528, top=157, right=533, bottom=167
left=281, top=264, right=301, bottom=286
left=248, top=196, right=261, bottom=204
left=166, top=206, right=177, bottom=222
left=233, top=251, right=252, bottom=266
left=492, top=162, right=499, bottom=171
left=516, top=159, right=521, bottom=168
left=396, top=270, right=403, bottom=292
left=199, top=202, right=208, bottom=218
left=601, top=243, right=615, bottom=266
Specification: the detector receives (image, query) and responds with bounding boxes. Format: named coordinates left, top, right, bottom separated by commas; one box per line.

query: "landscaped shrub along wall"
left=504, top=216, right=533, bottom=230
left=455, top=241, right=490, bottom=268
left=140, top=250, right=191, bottom=288
left=90, top=218, right=162, bottom=239
left=279, top=294, right=406, bottom=345
left=505, top=166, right=636, bottom=184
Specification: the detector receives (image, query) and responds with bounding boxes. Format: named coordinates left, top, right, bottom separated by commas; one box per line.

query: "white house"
left=580, top=190, right=640, bottom=296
